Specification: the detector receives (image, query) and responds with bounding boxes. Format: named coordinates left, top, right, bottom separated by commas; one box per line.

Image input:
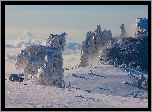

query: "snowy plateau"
left=5, top=18, right=149, bottom=109
left=5, top=65, right=148, bottom=108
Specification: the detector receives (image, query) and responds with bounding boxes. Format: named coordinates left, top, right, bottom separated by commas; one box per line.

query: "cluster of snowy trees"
left=15, top=32, right=67, bottom=88
left=76, top=23, right=128, bottom=67
left=99, top=35, right=148, bottom=71
left=99, top=18, right=148, bottom=71
left=77, top=18, right=148, bottom=72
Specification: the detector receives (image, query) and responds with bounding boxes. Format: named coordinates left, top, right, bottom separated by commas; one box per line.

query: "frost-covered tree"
left=77, top=24, right=113, bottom=67
left=15, top=32, right=67, bottom=88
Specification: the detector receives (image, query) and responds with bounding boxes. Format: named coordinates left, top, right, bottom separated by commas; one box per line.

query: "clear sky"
left=5, top=5, right=148, bottom=41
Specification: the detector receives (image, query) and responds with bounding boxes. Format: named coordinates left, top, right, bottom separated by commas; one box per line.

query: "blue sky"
left=5, top=5, right=148, bottom=41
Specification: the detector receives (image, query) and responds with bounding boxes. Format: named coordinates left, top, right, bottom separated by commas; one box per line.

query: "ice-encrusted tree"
left=15, top=32, right=67, bottom=88
left=77, top=24, right=113, bottom=67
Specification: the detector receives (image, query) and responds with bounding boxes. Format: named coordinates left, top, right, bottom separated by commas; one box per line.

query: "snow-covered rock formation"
left=15, top=32, right=67, bottom=88
left=77, top=24, right=113, bottom=67
left=134, top=18, right=148, bottom=38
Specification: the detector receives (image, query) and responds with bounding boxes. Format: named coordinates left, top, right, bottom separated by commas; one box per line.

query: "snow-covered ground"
left=5, top=65, right=148, bottom=108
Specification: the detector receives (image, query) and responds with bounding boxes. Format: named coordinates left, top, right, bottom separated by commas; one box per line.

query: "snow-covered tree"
left=15, top=32, right=67, bottom=88
left=120, top=24, right=127, bottom=38
left=77, top=24, right=113, bottom=67
left=134, top=18, right=148, bottom=38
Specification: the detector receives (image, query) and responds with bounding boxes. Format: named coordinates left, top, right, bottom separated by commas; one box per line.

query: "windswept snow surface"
left=5, top=65, right=148, bottom=108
